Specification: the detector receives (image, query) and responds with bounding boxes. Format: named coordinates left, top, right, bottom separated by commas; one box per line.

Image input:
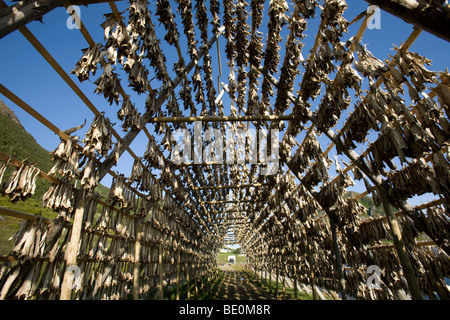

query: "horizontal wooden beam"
left=98, top=26, right=225, bottom=181
left=147, top=114, right=303, bottom=123
left=211, top=210, right=256, bottom=214
left=0, top=0, right=122, bottom=39
left=202, top=200, right=262, bottom=205
left=364, top=0, right=450, bottom=42
left=0, top=206, right=53, bottom=225
left=194, top=183, right=269, bottom=190
left=366, top=240, right=436, bottom=251
left=177, top=162, right=273, bottom=167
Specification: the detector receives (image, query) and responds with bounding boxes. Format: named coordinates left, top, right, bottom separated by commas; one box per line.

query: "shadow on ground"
left=214, top=265, right=275, bottom=300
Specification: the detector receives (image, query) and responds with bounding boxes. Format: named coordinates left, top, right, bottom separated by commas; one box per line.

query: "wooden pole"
left=252, top=58, right=427, bottom=298
left=132, top=221, right=143, bottom=300
left=194, top=183, right=269, bottom=190
left=194, top=261, right=199, bottom=299
left=268, top=256, right=272, bottom=293
left=176, top=244, right=181, bottom=300
left=307, top=239, right=317, bottom=301
left=282, top=266, right=286, bottom=300
left=330, top=218, right=347, bottom=300
left=0, top=0, right=121, bottom=39
left=60, top=189, right=85, bottom=300
left=378, top=184, right=423, bottom=300
left=275, top=260, right=279, bottom=299
left=98, top=26, right=225, bottom=181
left=293, top=270, right=298, bottom=300
left=148, top=114, right=304, bottom=123
left=364, top=0, right=450, bottom=42
left=264, top=267, right=267, bottom=287
left=158, top=242, right=164, bottom=300
left=186, top=263, right=191, bottom=300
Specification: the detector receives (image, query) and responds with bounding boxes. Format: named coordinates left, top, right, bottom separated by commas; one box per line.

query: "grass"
left=140, top=270, right=225, bottom=300
left=216, top=252, right=247, bottom=264
left=241, top=269, right=316, bottom=300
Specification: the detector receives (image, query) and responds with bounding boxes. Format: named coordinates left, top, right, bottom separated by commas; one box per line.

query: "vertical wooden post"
left=194, top=260, right=199, bottom=299
left=268, top=256, right=272, bottom=293
left=176, top=244, right=181, bottom=300
left=378, top=185, right=423, bottom=300
left=264, top=267, right=267, bottom=287
left=282, top=266, right=286, bottom=300
left=307, top=239, right=317, bottom=300
left=275, top=259, right=279, bottom=299
left=294, top=277, right=298, bottom=299
left=330, top=218, right=347, bottom=300
left=186, top=263, right=191, bottom=300
left=132, top=220, right=143, bottom=300
left=60, top=189, right=85, bottom=300
left=158, top=242, right=164, bottom=300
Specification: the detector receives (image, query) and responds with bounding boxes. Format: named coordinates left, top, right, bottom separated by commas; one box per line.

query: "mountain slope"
left=0, top=100, right=112, bottom=253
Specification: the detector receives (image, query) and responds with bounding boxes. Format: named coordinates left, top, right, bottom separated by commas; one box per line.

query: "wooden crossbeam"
left=201, top=200, right=262, bottom=205
left=364, top=0, right=450, bottom=42
left=98, top=26, right=225, bottom=180
left=147, top=114, right=304, bottom=123
left=177, top=162, right=274, bottom=167
left=194, top=183, right=269, bottom=190
left=0, top=0, right=122, bottom=38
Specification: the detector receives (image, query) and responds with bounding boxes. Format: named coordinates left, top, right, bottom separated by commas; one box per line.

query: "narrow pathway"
left=214, top=265, right=275, bottom=300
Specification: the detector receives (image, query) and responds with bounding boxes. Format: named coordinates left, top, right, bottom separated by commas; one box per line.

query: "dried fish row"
left=417, top=206, right=450, bottom=246
left=176, top=0, right=197, bottom=62
left=71, top=43, right=105, bottom=82
left=0, top=160, right=40, bottom=203
left=352, top=41, right=387, bottom=79
left=117, top=98, right=141, bottom=132
left=82, top=113, right=113, bottom=158
left=93, top=63, right=121, bottom=105
left=223, top=0, right=236, bottom=63
left=316, top=171, right=354, bottom=209
left=139, top=3, right=171, bottom=85
left=274, top=11, right=306, bottom=116
left=0, top=157, right=11, bottom=185
left=354, top=216, right=391, bottom=245
left=288, top=130, right=323, bottom=174
left=385, top=160, right=446, bottom=207
left=156, top=0, right=180, bottom=47
left=301, top=156, right=331, bottom=189
left=42, top=178, right=75, bottom=212
left=246, top=18, right=262, bottom=117
left=411, top=246, right=450, bottom=299
left=123, top=49, right=149, bottom=94
left=144, top=138, right=164, bottom=169
left=107, top=174, right=137, bottom=210
left=48, top=136, right=82, bottom=180
left=315, top=55, right=362, bottom=132
left=298, top=0, right=348, bottom=102
left=339, top=99, right=379, bottom=153
left=0, top=218, right=71, bottom=300
left=259, top=0, right=289, bottom=115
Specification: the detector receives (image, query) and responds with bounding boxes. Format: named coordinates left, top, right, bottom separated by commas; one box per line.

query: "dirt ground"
left=214, top=265, right=275, bottom=300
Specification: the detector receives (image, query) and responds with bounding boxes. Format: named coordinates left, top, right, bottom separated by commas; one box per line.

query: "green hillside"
left=0, top=105, right=108, bottom=254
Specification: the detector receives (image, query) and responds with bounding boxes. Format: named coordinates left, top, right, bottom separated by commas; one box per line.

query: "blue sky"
left=0, top=0, right=448, bottom=209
